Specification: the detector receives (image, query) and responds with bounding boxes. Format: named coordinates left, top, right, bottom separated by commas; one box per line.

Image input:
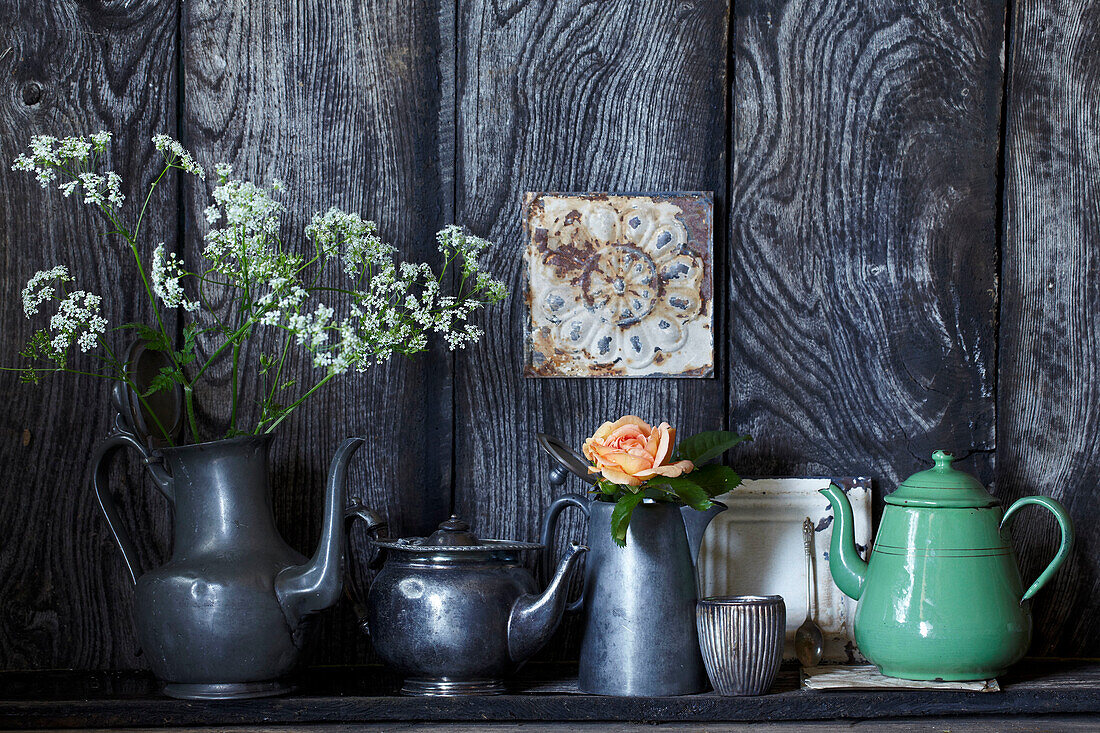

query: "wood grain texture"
left=180, top=0, right=450, bottom=665
left=451, top=0, right=729, bottom=659
left=0, top=0, right=179, bottom=669
left=728, top=0, right=1004, bottom=498
left=998, top=0, right=1100, bottom=656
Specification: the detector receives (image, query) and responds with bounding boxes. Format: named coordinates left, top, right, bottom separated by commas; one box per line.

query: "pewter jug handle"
left=91, top=419, right=174, bottom=586
left=1001, top=496, right=1074, bottom=602
left=540, top=494, right=589, bottom=613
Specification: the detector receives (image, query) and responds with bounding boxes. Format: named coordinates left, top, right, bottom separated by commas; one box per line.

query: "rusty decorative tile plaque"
left=524, top=192, right=713, bottom=378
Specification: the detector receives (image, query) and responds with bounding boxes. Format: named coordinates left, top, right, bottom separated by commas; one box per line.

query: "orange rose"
left=582, top=416, right=695, bottom=487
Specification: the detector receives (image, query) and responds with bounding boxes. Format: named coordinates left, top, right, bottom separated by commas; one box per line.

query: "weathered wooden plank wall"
left=728, top=0, right=1003, bottom=495
left=0, top=0, right=1097, bottom=669
left=0, top=0, right=180, bottom=669
left=998, top=0, right=1100, bottom=656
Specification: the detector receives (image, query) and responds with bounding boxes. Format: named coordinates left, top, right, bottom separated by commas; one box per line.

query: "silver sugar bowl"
left=347, top=506, right=586, bottom=696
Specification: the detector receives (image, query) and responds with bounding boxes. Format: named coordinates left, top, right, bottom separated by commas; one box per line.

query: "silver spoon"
left=795, top=517, right=825, bottom=668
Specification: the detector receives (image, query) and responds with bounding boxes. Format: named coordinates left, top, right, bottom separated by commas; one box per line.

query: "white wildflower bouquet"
left=10, top=132, right=508, bottom=443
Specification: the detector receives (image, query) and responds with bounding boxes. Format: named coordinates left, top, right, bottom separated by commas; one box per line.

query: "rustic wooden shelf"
left=1, top=660, right=1097, bottom=728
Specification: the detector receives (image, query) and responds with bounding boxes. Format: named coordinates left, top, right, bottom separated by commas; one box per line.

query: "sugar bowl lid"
left=887, top=450, right=998, bottom=508
left=371, top=514, right=543, bottom=554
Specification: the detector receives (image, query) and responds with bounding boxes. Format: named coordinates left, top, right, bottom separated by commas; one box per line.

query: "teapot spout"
left=680, top=501, right=727, bottom=568
left=507, top=542, right=587, bottom=664
left=275, top=436, right=365, bottom=629
left=819, top=482, right=867, bottom=600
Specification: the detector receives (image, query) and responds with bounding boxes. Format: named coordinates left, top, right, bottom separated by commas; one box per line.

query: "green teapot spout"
left=819, top=483, right=868, bottom=600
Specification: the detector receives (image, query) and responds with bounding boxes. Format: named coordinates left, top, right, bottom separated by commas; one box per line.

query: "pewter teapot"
left=346, top=504, right=587, bottom=695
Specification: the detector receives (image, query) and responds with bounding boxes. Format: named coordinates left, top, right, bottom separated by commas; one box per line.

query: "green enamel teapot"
left=820, top=451, right=1073, bottom=681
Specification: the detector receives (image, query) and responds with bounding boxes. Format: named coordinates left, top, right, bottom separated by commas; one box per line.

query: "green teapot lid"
left=886, top=450, right=998, bottom=508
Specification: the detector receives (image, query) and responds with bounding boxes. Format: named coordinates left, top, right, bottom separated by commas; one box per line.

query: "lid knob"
left=422, top=515, right=480, bottom=546
left=932, top=450, right=954, bottom=469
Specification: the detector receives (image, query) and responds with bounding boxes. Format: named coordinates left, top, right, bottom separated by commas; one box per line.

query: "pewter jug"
left=346, top=508, right=587, bottom=695
left=93, top=378, right=363, bottom=699
left=821, top=450, right=1074, bottom=681
left=542, top=495, right=725, bottom=696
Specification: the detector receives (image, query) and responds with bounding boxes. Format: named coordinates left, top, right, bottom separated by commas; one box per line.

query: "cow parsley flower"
left=48, top=290, right=107, bottom=353
left=90, top=131, right=111, bottom=152
left=152, top=134, right=205, bottom=179
left=438, top=225, right=493, bottom=277
left=203, top=178, right=290, bottom=283
left=11, top=132, right=123, bottom=197
left=57, top=136, right=92, bottom=161
left=22, top=266, right=72, bottom=317
left=151, top=243, right=200, bottom=312
left=305, top=207, right=393, bottom=273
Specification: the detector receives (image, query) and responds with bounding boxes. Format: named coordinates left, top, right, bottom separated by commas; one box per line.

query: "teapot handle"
left=343, top=498, right=389, bottom=635
left=1000, top=496, right=1074, bottom=602
left=540, top=494, right=589, bottom=613
left=91, top=417, right=175, bottom=586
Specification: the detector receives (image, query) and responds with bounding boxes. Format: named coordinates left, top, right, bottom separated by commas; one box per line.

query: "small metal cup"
left=696, top=595, right=786, bottom=696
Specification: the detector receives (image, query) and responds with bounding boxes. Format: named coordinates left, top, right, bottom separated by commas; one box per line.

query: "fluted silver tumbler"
left=696, top=595, right=785, bottom=696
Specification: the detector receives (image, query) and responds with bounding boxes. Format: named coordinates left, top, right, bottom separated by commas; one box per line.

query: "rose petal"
left=600, top=467, right=642, bottom=486
left=607, top=415, right=651, bottom=433
left=634, top=459, right=694, bottom=479
left=612, top=452, right=653, bottom=475
left=652, top=423, right=674, bottom=466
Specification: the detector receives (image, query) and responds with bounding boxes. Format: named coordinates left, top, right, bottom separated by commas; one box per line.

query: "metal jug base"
left=162, top=680, right=295, bottom=700
left=401, top=678, right=504, bottom=696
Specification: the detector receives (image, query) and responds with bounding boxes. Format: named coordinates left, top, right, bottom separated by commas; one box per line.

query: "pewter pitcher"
left=93, top=381, right=363, bottom=699
left=541, top=496, right=725, bottom=696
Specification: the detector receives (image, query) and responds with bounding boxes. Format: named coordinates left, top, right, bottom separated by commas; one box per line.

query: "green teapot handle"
left=1000, top=496, right=1074, bottom=602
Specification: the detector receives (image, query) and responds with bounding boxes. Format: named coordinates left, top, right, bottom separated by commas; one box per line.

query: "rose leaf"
left=687, top=464, right=743, bottom=497
left=674, top=431, right=752, bottom=465
left=610, top=492, right=645, bottom=547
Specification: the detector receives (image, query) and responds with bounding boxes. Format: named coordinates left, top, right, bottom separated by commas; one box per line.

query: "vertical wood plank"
left=181, top=0, right=449, bottom=663
left=999, top=0, right=1100, bottom=656
left=729, top=0, right=1004, bottom=492
left=0, top=0, right=179, bottom=668
left=453, top=0, right=730, bottom=658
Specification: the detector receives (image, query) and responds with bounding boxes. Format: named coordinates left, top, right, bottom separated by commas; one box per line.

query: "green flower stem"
left=182, top=383, right=199, bottom=442
left=228, top=340, right=241, bottom=435
left=133, top=164, right=170, bottom=239
left=190, top=320, right=255, bottom=383
left=264, top=331, right=293, bottom=410
left=260, top=371, right=335, bottom=435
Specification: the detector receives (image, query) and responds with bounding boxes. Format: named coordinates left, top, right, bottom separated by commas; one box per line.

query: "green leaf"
left=686, top=464, right=743, bottom=497
left=610, top=492, right=645, bottom=547
left=643, top=476, right=713, bottom=511
left=141, top=370, right=177, bottom=398
left=674, top=431, right=752, bottom=465
left=121, top=323, right=171, bottom=352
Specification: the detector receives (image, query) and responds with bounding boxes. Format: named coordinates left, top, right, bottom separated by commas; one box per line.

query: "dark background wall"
left=0, top=0, right=1096, bottom=670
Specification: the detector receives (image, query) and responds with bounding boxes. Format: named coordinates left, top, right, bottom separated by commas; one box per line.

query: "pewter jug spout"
left=275, top=436, right=365, bottom=628
left=507, top=541, right=587, bottom=664
left=818, top=482, right=867, bottom=600
left=680, top=501, right=726, bottom=568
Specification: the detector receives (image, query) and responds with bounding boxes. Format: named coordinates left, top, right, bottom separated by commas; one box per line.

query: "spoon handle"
left=802, top=517, right=815, bottom=620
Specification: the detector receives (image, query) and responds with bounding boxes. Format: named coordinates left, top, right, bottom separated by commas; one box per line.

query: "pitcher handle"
left=1001, top=496, right=1074, bottom=602
left=541, top=494, right=589, bottom=613
left=91, top=421, right=174, bottom=586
